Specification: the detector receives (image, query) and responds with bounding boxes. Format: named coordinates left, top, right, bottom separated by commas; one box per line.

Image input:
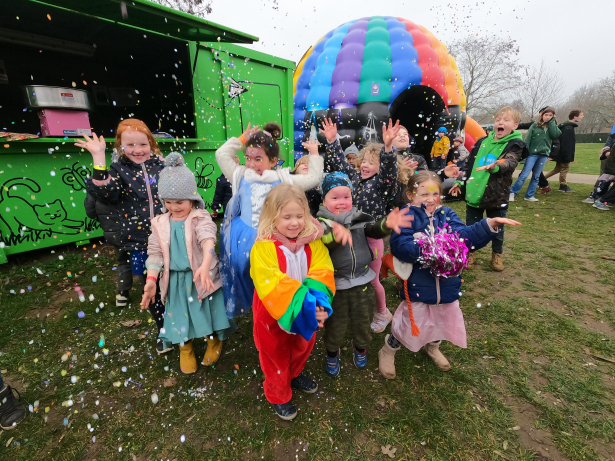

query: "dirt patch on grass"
left=271, top=438, right=309, bottom=460
left=588, top=439, right=615, bottom=460
left=502, top=395, right=566, bottom=461
left=25, top=304, right=64, bottom=321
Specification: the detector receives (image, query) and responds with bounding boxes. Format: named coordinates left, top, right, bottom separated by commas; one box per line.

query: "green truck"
left=0, top=0, right=295, bottom=264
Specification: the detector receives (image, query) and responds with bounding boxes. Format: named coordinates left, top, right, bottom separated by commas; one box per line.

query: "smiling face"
left=274, top=199, right=305, bottom=240
left=407, top=180, right=441, bottom=214
left=245, top=147, right=278, bottom=175
left=120, top=130, right=152, bottom=164
left=323, top=185, right=353, bottom=214
left=392, top=128, right=410, bottom=150
left=360, top=156, right=379, bottom=179
left=164, top=199, right=193, bottom=220
left=493, top=112, right=519, bottom=140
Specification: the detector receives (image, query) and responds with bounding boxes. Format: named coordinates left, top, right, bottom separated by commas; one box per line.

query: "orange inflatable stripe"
left=418, top=26, right=461, bottom=107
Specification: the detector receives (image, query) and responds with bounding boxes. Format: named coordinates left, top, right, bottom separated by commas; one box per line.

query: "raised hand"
left=475, top=162, right=498, bottom=172
left=487, top=217, right=522, bottom=228
left=443, top=164, right=460, bottom=177
left=141, top=280, right=156, bottom=310
left=75, top=132, right=106, bottom=164
left=449, top=183, right=461, bottom=197
left=241, top=122, right=260, bottom=142
left=385, top=207, right=414, bottom=234
left=302, top=139, right=320, bottom=155
left=401, top=157, right=419, bottom=172
left=319, top=118, right=338, bottom=144
left=382, top=118, right=401, bottom=151
left=330, top=221, right=352, bottom=247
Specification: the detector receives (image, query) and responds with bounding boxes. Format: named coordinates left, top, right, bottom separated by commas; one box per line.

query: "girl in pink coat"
left=142, top=153, right=236, bottom=374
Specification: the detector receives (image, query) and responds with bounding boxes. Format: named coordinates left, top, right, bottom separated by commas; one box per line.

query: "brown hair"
left=569, top=109, right=583, bottom=120
left=405, top=170, right=443, bottom=202
left=397, top=154, right=412, bottom=185
left=247, top=122, right=282, bottom=161
left=537, top=107, right=556, bottom=128
left=256, top=183, right=317, bottom=241
left=356, top=142, right=383, bottom=172
left=114, top=119, right=160, bottom=156
left=291, top=154, right=310, bottom=173
left=495, top=106, right=522, bottom=124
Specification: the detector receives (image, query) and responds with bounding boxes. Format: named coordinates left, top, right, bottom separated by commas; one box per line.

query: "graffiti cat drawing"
left=0, top=178, right=83, bottom=245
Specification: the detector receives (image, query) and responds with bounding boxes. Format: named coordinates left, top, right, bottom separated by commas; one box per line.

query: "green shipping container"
left=0, top=0, right=295, bottom=264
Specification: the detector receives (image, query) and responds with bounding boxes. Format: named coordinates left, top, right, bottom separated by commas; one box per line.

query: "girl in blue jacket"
left=378, top=171, right=520, bottom=377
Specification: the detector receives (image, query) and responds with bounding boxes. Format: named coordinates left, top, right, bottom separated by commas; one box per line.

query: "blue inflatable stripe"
left=386, top=17, right=422, bottom=106
left=305, top=20, right=355, bottom=112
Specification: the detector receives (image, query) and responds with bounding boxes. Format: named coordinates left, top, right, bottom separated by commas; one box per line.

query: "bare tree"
left=515, top=60, right=564, bottom=120
left=447, top=35, right=523, bottom=115
left=150, top=0, right=213, bottom=17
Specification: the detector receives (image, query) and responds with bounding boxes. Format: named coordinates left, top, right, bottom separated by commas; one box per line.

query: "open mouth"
left=496, top=127, right=504, bottom=135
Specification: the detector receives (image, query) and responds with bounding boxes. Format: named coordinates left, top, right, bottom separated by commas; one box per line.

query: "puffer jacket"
left=430, top=136, right=450, bottom=158
left=89, top=155, right=165, bottom=252
left=557, top=121, right=578, bottom=163
left=317, top=206, right=391, bottom=290
left=84, top=182, right=121, bottom=246
left=145, top=208, right=220, bottom=305
left=459, top=136, right=529, bottom=210
left=390, top=204, right=496, bottom=305
left=324, top=139, right=398, bottom=221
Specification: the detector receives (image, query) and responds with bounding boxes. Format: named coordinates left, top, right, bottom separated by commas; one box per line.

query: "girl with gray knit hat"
left=142, top=153, right=237, bottom=374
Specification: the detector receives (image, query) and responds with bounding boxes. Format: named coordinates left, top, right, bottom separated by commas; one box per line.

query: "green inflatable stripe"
left=358, top=17, right=392, bottom=104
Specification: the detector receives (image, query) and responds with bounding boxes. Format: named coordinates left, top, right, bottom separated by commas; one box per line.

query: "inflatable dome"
left=293, top=16, right=483, bottom=158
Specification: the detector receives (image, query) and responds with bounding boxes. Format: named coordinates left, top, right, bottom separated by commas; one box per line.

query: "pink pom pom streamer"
left=416, top=224, right=469, bottom=278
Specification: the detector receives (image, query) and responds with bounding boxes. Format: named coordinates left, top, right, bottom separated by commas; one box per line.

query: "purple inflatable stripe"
left=329, top=18, right=370, bottom=109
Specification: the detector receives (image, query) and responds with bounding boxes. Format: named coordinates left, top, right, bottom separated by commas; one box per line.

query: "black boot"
left=272, top=401, right=297, bottom=421
left=0, top=385, right=26, bottom=430
left=290, top=373, right=318, bottom=393
left=559, top=184, right=575, bottom=193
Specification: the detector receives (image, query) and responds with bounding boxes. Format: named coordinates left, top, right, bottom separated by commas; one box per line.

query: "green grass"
left=1, top=184, right=614, bottom=460
left=517, top=143, right=603, bottom=176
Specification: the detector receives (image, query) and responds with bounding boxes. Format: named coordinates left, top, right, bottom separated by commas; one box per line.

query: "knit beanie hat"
left=158, top=152, right=205, bottom=210
left=321, top=172, right=353, bottom=198
left=437, top=127, right=448, bottom=134
left=344, top=144, right=359, bottom=156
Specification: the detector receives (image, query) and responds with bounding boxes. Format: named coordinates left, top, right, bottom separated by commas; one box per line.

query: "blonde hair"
left=397, top=154, right=412, bottom=184
left=291, top=155, right=310, bottom=173
left=356, top=143, right=383, bottom=172
left=256, top=184, right=317, bottom=241
left=495, top=106, right=522, bottom=124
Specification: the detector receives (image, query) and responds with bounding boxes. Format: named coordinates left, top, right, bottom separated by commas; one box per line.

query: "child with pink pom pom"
left=378, top=170, right=521, bottom=377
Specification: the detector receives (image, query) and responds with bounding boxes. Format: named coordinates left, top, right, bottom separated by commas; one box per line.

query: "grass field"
left=518, top=143, right=603, bottom=176
left=1, top=182, right=614, bottom=461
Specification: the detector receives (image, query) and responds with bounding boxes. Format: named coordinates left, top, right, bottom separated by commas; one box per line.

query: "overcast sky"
left=208, top=0, right=614, bottom=100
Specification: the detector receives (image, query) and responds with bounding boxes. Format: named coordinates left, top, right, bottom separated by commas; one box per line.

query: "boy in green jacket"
left=450, top=107, right=529, bottom=271
left=510, top=107, right=561, bottom=202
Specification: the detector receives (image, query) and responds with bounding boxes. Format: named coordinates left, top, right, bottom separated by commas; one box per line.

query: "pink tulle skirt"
left=391, top=300, right=467, bottom=352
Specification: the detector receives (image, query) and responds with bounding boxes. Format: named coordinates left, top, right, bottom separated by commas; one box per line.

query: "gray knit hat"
left=158, top=152, right=205, bottom=209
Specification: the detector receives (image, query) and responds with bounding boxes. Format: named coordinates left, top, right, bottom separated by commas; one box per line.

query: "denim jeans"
left=510, top=155, right=548, bottom=199
left=465, top=205, right=507, bottom=254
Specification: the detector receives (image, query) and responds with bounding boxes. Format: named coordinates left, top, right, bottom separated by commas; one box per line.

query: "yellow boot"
left=179, top=341, right=197, bottom=374
left=202, top=334, right=223, bottom=365
left=466, top=252, right=476, bottom=270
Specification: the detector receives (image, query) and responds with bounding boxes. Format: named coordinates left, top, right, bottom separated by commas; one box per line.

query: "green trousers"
left=324, top=282, right=375, bottom=352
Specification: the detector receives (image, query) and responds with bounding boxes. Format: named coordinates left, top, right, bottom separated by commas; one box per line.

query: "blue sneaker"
left=593, top=201, right=611, bottom=211
left=353, top=343, right=367, bottom=369
left=325, top=350, right=340, bottom=377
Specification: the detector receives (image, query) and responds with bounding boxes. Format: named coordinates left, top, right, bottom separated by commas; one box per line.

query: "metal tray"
left=23, top=85, right=92, bottom=110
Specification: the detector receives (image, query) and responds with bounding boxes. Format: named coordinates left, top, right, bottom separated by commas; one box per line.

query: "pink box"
left=38, top=109, right=92, bottom=137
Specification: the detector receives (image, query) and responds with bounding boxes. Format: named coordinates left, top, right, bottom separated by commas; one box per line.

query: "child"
left=76, top=119, right=171, bottom=355
left=293, top=140, right=323, bottom=217
left=216, top=122, right=324, bottom=319
left=447, top=136, right=470, bottom=170
left=344, top=145, right=359, bottom=167
left=317, top=172, right=414, bottom=376
left=378, top=171, right=520, bottom=377
left=141, top=153, right=236, bottom=373
left=320, top=118, right=399, bottom=333
left=391, top=125, right=420, bottom=164
left=84, top=178, right=133, bottom=307
left=583, top=146, right=615, bottom=211
left=250, top=183, right=335, bottom=420
left=510, top=107, right=561, bottom=202
left=211, top=155, right=239, bottom=218
left=449, top=107, right=529, bottom=271
left=430, top=127, right=450, bottom=170
left=543, top=109, right=584, bottom=193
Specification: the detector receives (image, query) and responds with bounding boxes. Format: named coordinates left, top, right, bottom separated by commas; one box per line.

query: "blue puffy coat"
left=390, top=204, right=495, bottom=305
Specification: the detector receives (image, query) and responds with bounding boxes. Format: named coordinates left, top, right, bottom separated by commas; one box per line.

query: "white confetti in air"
left=151, top=393, right=159, bottom=404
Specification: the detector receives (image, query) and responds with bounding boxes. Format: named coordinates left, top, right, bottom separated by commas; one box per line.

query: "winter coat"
left=325, top=139, right=398, bottom=221
left=430, top=136, right=450, bottom=159
left=84, top=181, right=121, bottom=246
left=524, top=119, right=562, bottom=156
left=145, top=208, right=220, bottom=305
left=89, top=155, right=165, bottom=252
left=604, top=147, right=615, bottom=176
left=390, top=204, right=496, bottom=305
left=458, top=135, right=529, bottom=210
left=211, top=174, right=232, bottom=213
left=317, top=206, right=391, bottom=290
left=557, top=121, right=578, bottom=163
left=305, top=188, right=322, bottom=217
left=446, top=144, right=470, bottom=164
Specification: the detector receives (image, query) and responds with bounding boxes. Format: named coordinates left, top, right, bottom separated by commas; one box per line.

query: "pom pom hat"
left=158, top=152, right=205, bottom=209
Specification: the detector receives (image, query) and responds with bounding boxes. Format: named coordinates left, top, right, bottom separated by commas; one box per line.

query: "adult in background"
left=541, top=109, right=584, bottom=193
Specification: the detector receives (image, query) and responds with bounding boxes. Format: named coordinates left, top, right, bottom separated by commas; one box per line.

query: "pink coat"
left=145, top=208, right=221, bottom=305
